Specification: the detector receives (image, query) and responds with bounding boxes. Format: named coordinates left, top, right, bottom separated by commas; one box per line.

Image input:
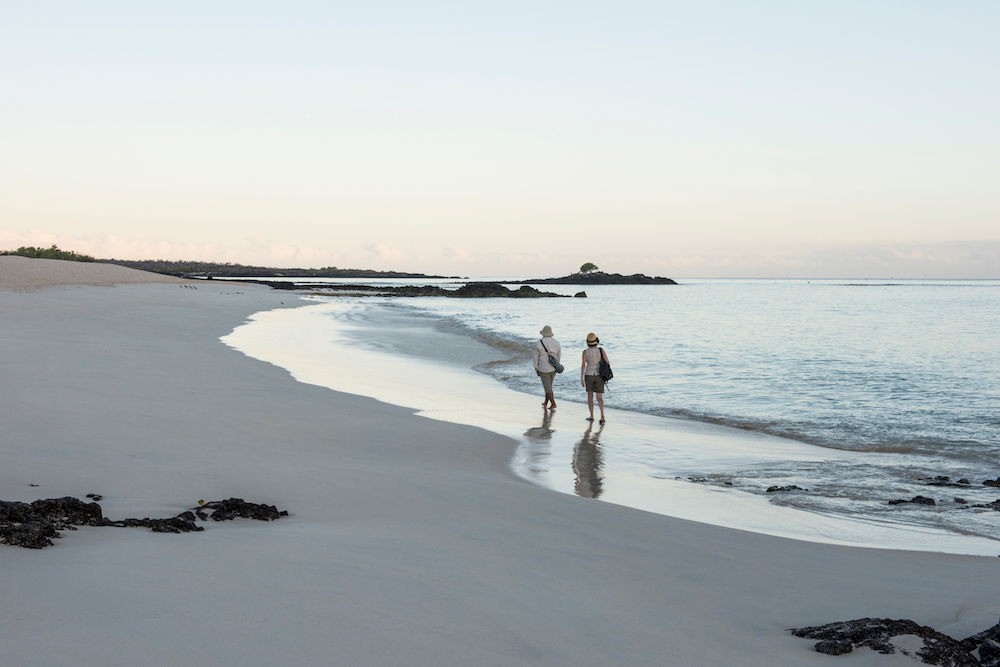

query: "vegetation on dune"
left=103, top=259, right=451, bottom=279
left=1, top=245, right=96, bottom=262
left=1, top=246, right=453, bottom=279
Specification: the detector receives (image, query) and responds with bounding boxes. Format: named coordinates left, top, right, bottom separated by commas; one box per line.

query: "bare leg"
left=586, top=390, right=595, bottom=420
left=548, top=392, right=557, bottom=409
left=597, top=393, right=605, bottom=422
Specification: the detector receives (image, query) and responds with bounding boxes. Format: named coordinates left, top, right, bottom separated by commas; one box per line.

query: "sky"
left=2, top=1, right=998, bottom=278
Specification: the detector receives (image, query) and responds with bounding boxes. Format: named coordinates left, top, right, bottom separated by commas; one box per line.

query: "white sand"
left=2, top=260, right=998, bottom=666
left=0, top=255, right=191, bottom=289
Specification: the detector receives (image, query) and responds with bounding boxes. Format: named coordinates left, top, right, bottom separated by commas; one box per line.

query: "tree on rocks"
left=579, top=262, right=599, bottom=274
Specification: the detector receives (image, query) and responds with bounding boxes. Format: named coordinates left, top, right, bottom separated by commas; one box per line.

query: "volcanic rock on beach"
left=791, top=617, right=1000, bottom=665
left=1, top=497, right=287, bottom=549
left=0, top=497, right=104, bottom=548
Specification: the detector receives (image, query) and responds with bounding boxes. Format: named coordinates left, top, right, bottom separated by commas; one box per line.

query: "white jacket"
left=533, top=337, right=561, bottom=373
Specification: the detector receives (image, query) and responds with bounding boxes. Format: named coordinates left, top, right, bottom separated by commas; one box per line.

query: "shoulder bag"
left=540, top=339, right=564, bottom=373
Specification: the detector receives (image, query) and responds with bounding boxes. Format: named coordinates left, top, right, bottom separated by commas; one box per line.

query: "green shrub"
left=0, top=245, right=97, bottom=262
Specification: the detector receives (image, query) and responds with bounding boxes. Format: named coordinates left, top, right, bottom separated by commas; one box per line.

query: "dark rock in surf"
left=887, top=495, right=936, bottom=506
left=923, top=476, right=972, bottom=488
left=766, top=485, right=807, bottom=493
left=574, top=291, right=587, bottom=298
left=254, top=281, right=566, bottom=298
left=984, top=477, right=1000, bottom=488
left=964, top=498, right=1000, bottom=512
left=450, top=282, right=563, bottom=298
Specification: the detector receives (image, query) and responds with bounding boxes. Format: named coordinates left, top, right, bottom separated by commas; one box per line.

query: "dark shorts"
left=585, top=374, right=605, bottom=394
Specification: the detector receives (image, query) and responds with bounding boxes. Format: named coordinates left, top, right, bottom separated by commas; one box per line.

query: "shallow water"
left=221, top=283, right=1000, bottom=555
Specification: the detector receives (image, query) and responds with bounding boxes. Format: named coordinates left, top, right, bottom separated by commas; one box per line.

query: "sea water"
left=222, top=278, right=1000, bottom=554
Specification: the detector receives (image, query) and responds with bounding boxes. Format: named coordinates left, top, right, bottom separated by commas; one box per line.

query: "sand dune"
left=0, top=255, right=191, bottom=290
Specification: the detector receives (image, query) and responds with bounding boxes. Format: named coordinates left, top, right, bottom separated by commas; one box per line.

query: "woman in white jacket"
left=533, top=325, right=562, bottom=410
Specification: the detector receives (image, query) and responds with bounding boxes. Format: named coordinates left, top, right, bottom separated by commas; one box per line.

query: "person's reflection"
left=523, top=408, right=554, bottom=440
left=573, top=422, right=604, bottom=498
left=521, top=409, right=555, bottom=477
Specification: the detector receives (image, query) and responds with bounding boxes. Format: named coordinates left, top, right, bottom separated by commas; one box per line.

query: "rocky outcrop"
left=1, top=497, right=287, bottom=549
left=964, top=498, right=1000, bottom=512
left=1, top=497, right=105, bottom=548
left=248, top=281, right=566, bottom=298
left=766, top=485, right=808, bottom=493
left=888, top=495, right=937, bottom=506
left=923, top=476, right=973, bottom=488
left=450, top=282, right=561, bottom=298
left=520, top=271, right=677, bottom=285
left=791, top=618, right=1000, bottom=665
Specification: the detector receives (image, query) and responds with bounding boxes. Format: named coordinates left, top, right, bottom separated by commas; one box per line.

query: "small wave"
left=363, top=299, right=1000, bottom=467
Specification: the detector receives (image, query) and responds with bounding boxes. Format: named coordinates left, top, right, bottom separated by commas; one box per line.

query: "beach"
left=2, top=257, right=999, bottom=666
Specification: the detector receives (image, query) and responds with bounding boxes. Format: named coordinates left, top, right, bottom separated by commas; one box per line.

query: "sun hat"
left=539, top=325, right=554, bottom=337
left=586, top=332, right=599, bottom=345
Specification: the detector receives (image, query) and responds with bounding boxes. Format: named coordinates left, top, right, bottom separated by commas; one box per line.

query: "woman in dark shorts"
left=580, top=332, right=609, bottom=423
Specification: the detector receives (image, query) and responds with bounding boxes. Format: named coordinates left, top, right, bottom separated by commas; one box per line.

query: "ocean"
left=222, top=277, right=1000, bottom=555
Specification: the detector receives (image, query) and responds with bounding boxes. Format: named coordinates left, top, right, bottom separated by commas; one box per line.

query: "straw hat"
left=539, top=325, right=554, bottom=337
left=586, top=332, right=599, bottom=345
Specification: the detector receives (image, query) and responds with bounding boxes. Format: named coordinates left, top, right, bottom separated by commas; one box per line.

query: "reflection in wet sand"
left=523, top=409, right=554, bottom=440
left=573, top=423, right=604, bottom=498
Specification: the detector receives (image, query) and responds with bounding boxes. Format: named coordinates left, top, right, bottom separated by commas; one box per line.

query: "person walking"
left=533, top=325, right=562, bottom=410
left=581, top=332, right=609, bottom=423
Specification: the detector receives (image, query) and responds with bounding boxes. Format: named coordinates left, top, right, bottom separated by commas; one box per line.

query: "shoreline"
left=3, top=262, right=1000, bottom=665
left=223, top=297, right=1000, bottom=556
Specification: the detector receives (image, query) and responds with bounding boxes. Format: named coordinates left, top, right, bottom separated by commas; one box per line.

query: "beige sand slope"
left=1, top=260, right=998, bottom=666
left=0, top=255, right=190, bottom=289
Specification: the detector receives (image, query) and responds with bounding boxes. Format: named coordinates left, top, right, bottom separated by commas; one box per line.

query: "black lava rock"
left=521, top=271, right=678, bottom=285
left=2, top=496, right=287, bottom=549
left=791, top=618, right=1000, bottom=665
left=965, top=499, right=1000, bottom=512
left=923, top=476, right=972, bottom=488
left=888, top=495, right=936, bottom=506
left=0, top=497, right=104, bottom=549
